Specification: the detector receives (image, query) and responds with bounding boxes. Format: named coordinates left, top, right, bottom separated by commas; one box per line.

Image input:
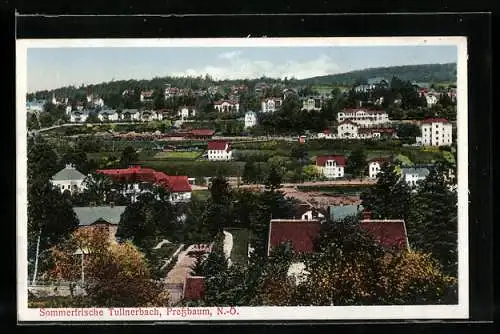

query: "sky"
left=26, top=45, right=457, bottom=92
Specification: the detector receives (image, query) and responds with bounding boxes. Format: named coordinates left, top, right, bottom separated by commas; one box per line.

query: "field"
left=153, top=151, right=202, bottom=160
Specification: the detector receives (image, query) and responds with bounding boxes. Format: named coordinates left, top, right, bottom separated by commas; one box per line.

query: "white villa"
left=261, top=98, right=282, bottom=113
left=140, top=90, right=154, bottom=102
left=70, top=110, right=89, bottom=123
left=178, top=106, right=197, bottom=120
left=337, top=120, right=359, bottom=139
left=214, top=100, right=240, bottom=113
left=401, top=167, right=430, bottom=187
left=86, top=94, right=105, bottom=108
left=207, top=141, right=232, bottom=161
left=302, top=97, right=322, bottom=111
left=98, top=109, right=120, bottom=122
left=337, top=108, right=390, bottom=126
left=244, top=111, right=257, bottom=128
left=416, top=118, right=453, bottom=147
left=315, top=155, right=346, bottom=179
left=50, top=164, right=87, bottom=194
left=367, top=159, right=389, bottom=179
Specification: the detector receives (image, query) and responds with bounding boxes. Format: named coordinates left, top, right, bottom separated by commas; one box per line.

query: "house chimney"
left=363, top=209, right=372, bottom=220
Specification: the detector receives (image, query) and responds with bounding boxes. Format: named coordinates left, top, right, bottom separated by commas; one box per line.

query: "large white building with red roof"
left=96, top=165, right=192, bottom=203
left=337, top=108, right=390, bottom=126
left=315, top=155, right=346, bottom=179
left=207, top=141, right=232, bottom=161
left=417, top=118, right=453, bottom=146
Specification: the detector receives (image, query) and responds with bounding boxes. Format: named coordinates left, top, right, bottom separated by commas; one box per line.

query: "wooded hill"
left=28, top=63, right=457, bottom=100
left=297, top=63, right=457, bottom=86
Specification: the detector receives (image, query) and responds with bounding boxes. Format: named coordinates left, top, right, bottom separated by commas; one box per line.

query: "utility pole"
left=31, top=227, right=42, bottom=286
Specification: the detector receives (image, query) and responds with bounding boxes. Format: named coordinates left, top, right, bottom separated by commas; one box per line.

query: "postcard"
left=17, top=36, right=468, bottom=322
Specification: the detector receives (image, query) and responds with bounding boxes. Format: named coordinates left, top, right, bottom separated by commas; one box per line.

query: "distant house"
left=96, top=166, right=192, bottom=203
left=315, top=155, right=346, bottom=179
left=328, top=204, right=363, bottom=222
left=355, top=78, right=390, bottom=93
left=98, top=109, right=120, bottom=122
left=416, top=118, right=453, bottom=147
left=367, top=158, right=390, bottom=179
left=337, top=108, right=390, bottom=126
left=207, top=141, right=232, bottom=161
left=140, top=90, right=154, bottom=102
left=261, top=98, right=282, bottom=113
left=358, top=127, right=397, bottom=140
left=267, top=219, right=322, bottom=256
left=294, top=203, right=326, bottom=221
left=51, top=164, right=86, bottom=194
left=301, top=97, right=322, bottom=111
left=164, top=86, right=180, bottom=99
left=73, top=205, right=127, bottom=242
left=213, top=100, right=240, bottom=113
left=282, top=88, right=298, bottom=100
left=70, top=110, right=89, bottom=123
left=359, top=218, right=410, bottom=251
left=244, top=110, right=257, bottom=128
left=26, top=100, right=45, bottom=113
left=178, top=106, right=197, bottom=120
left=401, top=167, right=430, bottom=187
left=316, top=129, right=336, bottom=140
left=86, top=94, right=105, bottom=108
left=121, top=109, right=141, bottom=121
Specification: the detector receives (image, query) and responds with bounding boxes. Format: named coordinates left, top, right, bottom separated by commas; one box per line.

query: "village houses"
left=367, top=158, right=388, bottom=179
left=178, top=106, right=197, bottom=120
left=337, top=108, right=390, bottom=127
left=401, top=167, right=430, bottom=187
left=301, top=97, right=322, bottom=111
left=315, top=155, right=346, bottom=179
left=207, top=141, right=233, bottom=161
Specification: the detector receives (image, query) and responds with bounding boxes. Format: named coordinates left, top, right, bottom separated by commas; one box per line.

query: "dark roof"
left=359, top=219, right=409, bottom=250
left=268, top=219, right=322, bottom=255
left=183, top=276, right=205, bottom=301
left=338, top=119, right=358, bottom=126
left=316, top=155, right=347, bottom=167
left=73, top=206, right=126, bottom=226
left=52, top=165, right=85, bottom=181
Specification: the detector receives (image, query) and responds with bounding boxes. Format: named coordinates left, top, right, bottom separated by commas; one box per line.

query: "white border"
left=16, top=37, right=468, bottom=322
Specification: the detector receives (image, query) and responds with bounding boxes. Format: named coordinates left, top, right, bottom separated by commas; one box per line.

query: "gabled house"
left=121, top=109, right=141, bottom=121
left=51, top=164, right=86, bottom=194
left=207, top=141, right=232, bottom=161
left=70, top=109, right=89, bottom=123
left=72, top=205, right=127, bottom=242
left=315, top=155, right=346, bottom=179
left=294, top=203, right=326, bottom=221
left=337, top=120, right=359, bottom=139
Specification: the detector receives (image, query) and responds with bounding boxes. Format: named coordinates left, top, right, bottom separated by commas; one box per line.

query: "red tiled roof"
left=207, top=141, right=231, bottom=151
left=360, top=219, right=409, bottom=250
left=190, top=129, right=215, bottom=136
left=421, top=118, right=451, bottom=124
left=316, top=155, right=347, bottom=167
left=183, top=276, right=205, bottom=301
left=165, top=175, right=192, bottom=193
left=96, top=165, right=157, bottom=183
left=268, top=220, right=322, bottom=255
left=323, top=129, right=332, bottom=134
left=341, top=108, right=386, bottom=114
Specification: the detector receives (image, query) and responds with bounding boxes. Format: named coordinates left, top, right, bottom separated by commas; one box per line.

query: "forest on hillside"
left=297, top=63, right=457, bottom=86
